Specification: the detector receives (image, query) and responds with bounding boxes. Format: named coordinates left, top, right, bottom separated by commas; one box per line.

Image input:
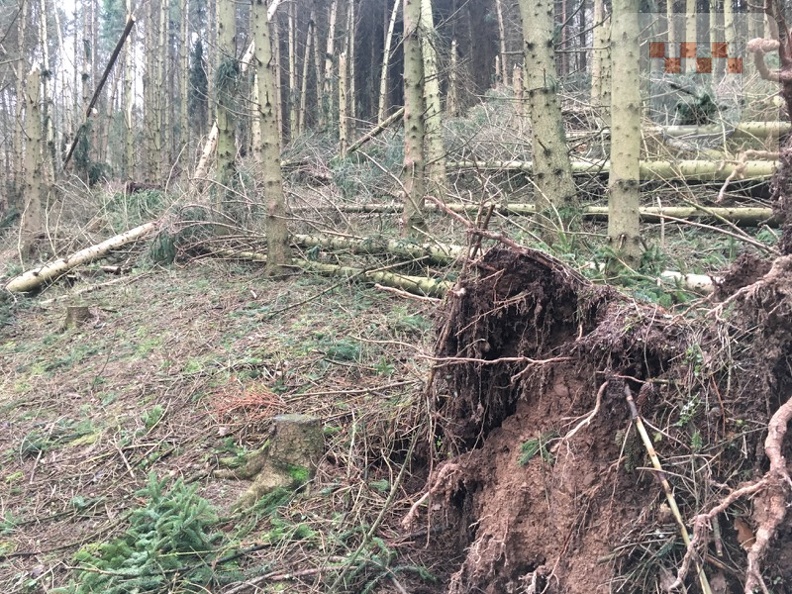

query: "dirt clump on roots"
left=414, top=246, right=792, bottom=593
left=714, top=251, right=772, bottom=299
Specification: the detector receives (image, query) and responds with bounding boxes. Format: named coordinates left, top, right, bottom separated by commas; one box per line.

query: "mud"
left=420, top=246, right=792, bottom=593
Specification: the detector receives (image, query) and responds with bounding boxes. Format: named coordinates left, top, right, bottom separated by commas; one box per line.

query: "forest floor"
left=1, top=204, right=791, bottom=593
left=1, top=94, right=791, bottom=592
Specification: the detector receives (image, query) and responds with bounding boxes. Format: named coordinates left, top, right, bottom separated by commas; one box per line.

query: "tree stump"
left=62, top=305, right=93, bottom=330
left=228, top=414, right=324, bottom=510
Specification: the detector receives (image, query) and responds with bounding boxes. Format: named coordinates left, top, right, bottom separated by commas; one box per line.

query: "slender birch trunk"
left=288, top=0, right=298, bottom=140
left=591, top=0, right=611, bottom=125
left=144, top=0, right=157, bottom=178
left=346, top=0, right=356, bottom=123
left=608, top=0, right=642, bottom=266
left=21, top=67, right=43, bottom=259
left=447, top=38, right=458, bottom=116
left=13, top=0, right=29, bottom=202
left=252, top=0, right=290, bottom=274
left=320, top=0, right=338, bottom=130
left=216, top=0, right=237, bottom=200
left=420, top=0, right=445, bottom=192
left=272, top=16, right=284, bottom=145
left=312, top=10, right=321, bottom=124
left=402, top=0, right=426, bottom=236
left=39, top=0, right=55, bottom=184
left=180, top=0, right=190, bottom=174
left=124, top=0, right=135, bottom=179
left=494, top=0, right=508, bottom=85
left=298, top=13, right=314, bottom=134
left=339, top=51, right=348, bottom=157
left=157, top=0, right=169, bottom=178
left=378, top=0, right=400, bottom=123
left=685, top=0, right=696, bottom=73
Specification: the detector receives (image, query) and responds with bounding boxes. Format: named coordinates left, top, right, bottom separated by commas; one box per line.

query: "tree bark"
left=378, top=0, right=400, bottom=124
left=7, top=222, right=159, bottom=293
left=421, top=0, right=445, bottom=193
left=21, top=67, right=43, bottom=259
left=124, top=1, right=135, bottom=180
left=608, top=0, right=642, bottom=266
left=518, top=0, right=578, bottom=244
left=320, top=0, right=338, bottom=130
left=338, top=51, right=348, bottom=157
left=215, top=0, right=237, bottom=205
left=288, top=0, right=298, bottom=140
left=591, top=0, right=611, bottom=127
left=335, top=203, right=779, bottom=226
left=180, top=0, right=190, bottom=176
left=298, top=12, right=314, bottom=135
left=447, top=38, right=458, bottom=116
left=494, top=0, right=508, bottom=85
left=446, top=159, right=778, bottom=180
left=252, top=0, right=290, bottom=275
left=401, top=0, right=427, bottom=236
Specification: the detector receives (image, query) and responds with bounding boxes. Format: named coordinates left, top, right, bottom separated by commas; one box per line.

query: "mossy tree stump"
left=62, top=305, right=93, bottom=330
left=225, top=414, right=324, bottom=510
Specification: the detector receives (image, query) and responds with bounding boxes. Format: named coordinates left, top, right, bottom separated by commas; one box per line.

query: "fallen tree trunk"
left=293, top=233, right=463, bottom=264
left=207, top=246, right=452, bottom=297
left=645, top=121, right=791, bottom=139
left=338, top=203, right=779, bottom=226
left=6, top=222, right=159, bottom=293
left=294, top=233, right=719, bottom=291
left=447, top=159, right=778, bottom=180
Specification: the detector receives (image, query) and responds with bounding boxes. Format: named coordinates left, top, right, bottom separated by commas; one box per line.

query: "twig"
left=328, top=430, right=419, bottom=592
left=625, top=385, right=712, bottom=594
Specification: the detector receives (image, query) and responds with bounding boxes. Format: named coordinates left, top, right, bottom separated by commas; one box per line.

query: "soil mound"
left=419, top=246, right=792, bottom=594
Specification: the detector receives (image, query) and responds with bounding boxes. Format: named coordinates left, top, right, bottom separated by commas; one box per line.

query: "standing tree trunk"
left=124, top=0, right=135, bottom=180
left=288, top=0, right=298, bottom=140
left=591, top=0, right=611, bottom=126
left=216, top=0, right=237, bottom=205
left=401, top=0, right=426, bottom=236
left=685, top=0, right=696, bottom=73
left=494, top=0, right=508, bottom=85
left=180, top=0, right=190, bottom=175
left=339, top=51, right=348, bottom=157
left=378, top=0, right=399, bottom=124
left=608, top=0, right=642, bottom=266
left=420, top=0, right=445, bottom=193
left=447, top=38, right=458, bottom=116
left=13, top=0, right=30, bottom=204
left=143, top=0, right=157, bottom=179
left=252, top=0, right=290, bottom=274
left=21, top=67, right=43, bottom=260
left=320, top=0, right=338, bottom=130
left=298, top=12, right=314, bottom=134
left=518, top=0, right=577, bottom=244
left=39, top=0, right=55, bottom=185
left=346, top=0, right=356, bottom=124
left=157, top=0, right=169, bottom=178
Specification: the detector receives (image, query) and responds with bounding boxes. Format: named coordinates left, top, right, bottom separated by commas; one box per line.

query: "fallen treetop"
left=6, top=222, right=159, bottom=293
